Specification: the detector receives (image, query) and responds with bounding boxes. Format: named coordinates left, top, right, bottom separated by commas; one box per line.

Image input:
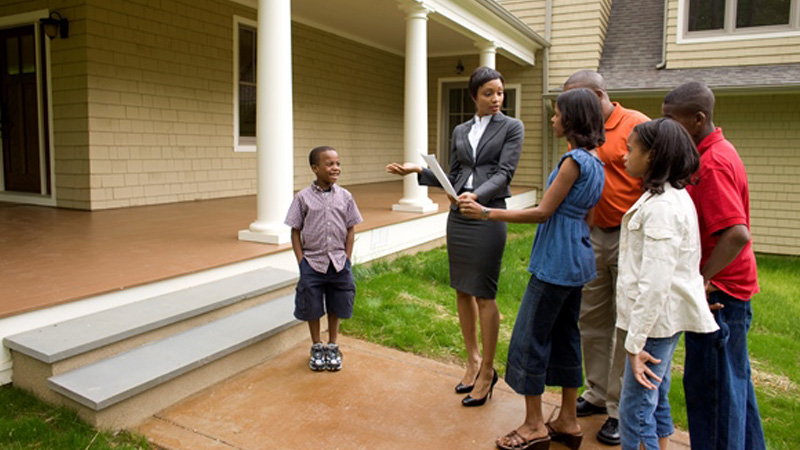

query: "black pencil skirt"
left=446, top=198, right=507, bottom=299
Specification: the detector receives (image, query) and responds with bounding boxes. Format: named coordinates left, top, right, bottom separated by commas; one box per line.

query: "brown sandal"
left=496, top=430, right=551, bottom=450
left=545, top=422, right=583, bottom=450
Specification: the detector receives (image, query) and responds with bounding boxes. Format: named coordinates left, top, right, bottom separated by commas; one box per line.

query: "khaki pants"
left=580, top=226, right=627, bottom=419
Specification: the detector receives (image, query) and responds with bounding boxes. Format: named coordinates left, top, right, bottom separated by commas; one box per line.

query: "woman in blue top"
left=461, top=88, right=605, bottom=450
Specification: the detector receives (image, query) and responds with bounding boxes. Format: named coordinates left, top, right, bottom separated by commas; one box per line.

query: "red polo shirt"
left=686, top=128, right=759, bottom=300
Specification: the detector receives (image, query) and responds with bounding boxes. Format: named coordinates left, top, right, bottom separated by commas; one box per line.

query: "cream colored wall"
left=665, top=0, right=800, bottom=69
left=81, top=0, right=404, bottom=209
left=496, top=0, right=547, bottom=36
left=609, top=95, right=800, bottom=256
left=0, top=0, right=90, bottom=209
left=548, top=0, right=611, bottom=90
left=84, top=0, right=255, bottom=209
left=499, top=0, right=612, bottom=90
left=291, top=23, right=404, bottom=191
left=426, top=54, right=545, bottom=190
left=715, top=93, right=800, bottom=255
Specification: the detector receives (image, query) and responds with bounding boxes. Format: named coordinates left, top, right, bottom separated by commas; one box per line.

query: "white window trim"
left=436, top=76, right=469, bottom=163
left=678, top=0, right=800, bottom=43
left=0, top=9, right=57, bottom=206
left=232, top=15, right=257, bottom=153
left=505, top=83, right=522, bottom=119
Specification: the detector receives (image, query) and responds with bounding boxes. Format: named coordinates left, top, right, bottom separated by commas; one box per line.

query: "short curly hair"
left=308, top=146, right=336, bottom=166
left=468, top=66, right=504, bottom=100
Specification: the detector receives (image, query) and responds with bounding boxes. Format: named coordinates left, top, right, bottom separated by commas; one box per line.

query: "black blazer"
left=420, top=112, right=524, bottom=206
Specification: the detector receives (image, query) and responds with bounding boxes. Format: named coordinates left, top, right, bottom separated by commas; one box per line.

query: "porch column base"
left=238, top=224, right=291, bottom=244
left=392, top=200, right=439, bottom=214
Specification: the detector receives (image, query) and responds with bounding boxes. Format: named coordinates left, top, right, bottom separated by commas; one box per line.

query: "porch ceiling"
left=237, top=0, right=545, bottom=65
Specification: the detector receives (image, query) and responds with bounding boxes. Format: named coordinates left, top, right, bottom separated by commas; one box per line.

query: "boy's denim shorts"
left=294, top=258, right=355, bottom=321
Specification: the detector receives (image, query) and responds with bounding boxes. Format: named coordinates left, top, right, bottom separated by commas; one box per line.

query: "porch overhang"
left=231, top=0, right=547, bottom=66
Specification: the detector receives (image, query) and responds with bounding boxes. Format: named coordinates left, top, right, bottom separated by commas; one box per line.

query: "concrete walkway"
left=137, top=337, right=690, bottom=450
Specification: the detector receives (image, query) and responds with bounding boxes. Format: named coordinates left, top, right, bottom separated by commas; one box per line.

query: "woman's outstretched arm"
left=459, top=156, right=580, bottom=224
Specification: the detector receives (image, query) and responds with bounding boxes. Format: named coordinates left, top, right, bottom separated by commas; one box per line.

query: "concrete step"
left=48, top=294, right=304, bottom=428
left=4, top=267, right=308, bottom=428
left=5, top=267, right=297, bottom=364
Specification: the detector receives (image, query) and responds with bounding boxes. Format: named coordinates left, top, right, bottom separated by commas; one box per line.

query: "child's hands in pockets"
left=628, top=351, right=662, bottom=390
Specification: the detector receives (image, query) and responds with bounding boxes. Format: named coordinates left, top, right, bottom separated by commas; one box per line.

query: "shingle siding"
left=618, top=95, right=800, bottom=256
left=78, top=0, right=406, bottom=209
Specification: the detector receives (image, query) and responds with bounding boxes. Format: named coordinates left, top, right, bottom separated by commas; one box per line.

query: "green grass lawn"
left=0, top=384, right=150, bottom=449
left=344, top=223, right=800, bottom=450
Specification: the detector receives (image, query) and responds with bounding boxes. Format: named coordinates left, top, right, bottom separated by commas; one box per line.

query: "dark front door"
left=1, top=25, right=41, bottom=193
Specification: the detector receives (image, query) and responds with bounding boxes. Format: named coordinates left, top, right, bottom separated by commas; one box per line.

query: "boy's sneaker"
left=326, top=343, right=343, bottom=371
left=309, top=343, right=326, bottom=371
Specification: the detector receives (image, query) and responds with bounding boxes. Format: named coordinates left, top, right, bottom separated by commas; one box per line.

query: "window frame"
left=233, top=15, right=257, bottom=152
left=679, top=0, right=800, bottom=43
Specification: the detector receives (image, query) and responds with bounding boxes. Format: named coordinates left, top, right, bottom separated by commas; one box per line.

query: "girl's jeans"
left=619, top=333, right=680, bottom=450
left=684, top=291, right=766, bottom=450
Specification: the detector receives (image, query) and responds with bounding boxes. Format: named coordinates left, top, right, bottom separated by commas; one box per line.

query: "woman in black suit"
left=386, top=67, right=523, bottom=406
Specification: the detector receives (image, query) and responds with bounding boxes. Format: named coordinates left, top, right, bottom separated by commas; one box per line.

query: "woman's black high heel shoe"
left=455, top=370, right=480, bottom=394
left=462, top=369, right=498, bottom=407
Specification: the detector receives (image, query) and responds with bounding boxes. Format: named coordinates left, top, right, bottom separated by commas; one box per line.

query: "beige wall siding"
left=548, top=0, right=611, bottom=90
left=291, top=23, right=404, bottom=191
left=497, top=0, right=612, bottom=90
left=0, top=0, right=91, bottom=209
left=715, top=93, right=800, bottom=255
left=426, top=54, right=545, bottom=190
left=665, top=0, right=800, bottom=68
left=608, top=95, right=800, bottom=256
left=80, top=0, right=404, bottom=209
left=84, top=0, right=256, bottom=209
left=496, top=0, right=547, bottom=36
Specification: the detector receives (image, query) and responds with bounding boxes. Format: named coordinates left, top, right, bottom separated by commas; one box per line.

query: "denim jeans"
left=684, top=291, right=766, bottom=450
left=504, top=275, right=583, bottom=395
left=619, top=333, right=680, bottom=450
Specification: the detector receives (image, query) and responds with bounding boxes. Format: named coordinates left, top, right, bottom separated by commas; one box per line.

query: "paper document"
left=420, top=152, right=458, bottom=199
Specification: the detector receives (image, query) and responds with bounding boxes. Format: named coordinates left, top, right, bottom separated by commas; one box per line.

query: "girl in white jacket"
left=616, top=118, right=719, bottom=450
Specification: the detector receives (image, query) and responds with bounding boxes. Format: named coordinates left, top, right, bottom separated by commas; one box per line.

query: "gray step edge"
left=47, top=294, right=298, bottom=411
left=4, top=267, right=298, bottom=363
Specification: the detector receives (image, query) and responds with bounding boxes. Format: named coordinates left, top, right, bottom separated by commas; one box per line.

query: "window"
left=233, top=17, right=257, bottom=150
left=685, top=0, right=799, bottom=37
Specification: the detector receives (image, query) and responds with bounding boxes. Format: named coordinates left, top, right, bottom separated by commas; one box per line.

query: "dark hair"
left=556, top=88, right=606, bottom=150
left=309, top=146, right=336, bottom=166
left=632, top=118, right=700, bottom=194
left=468, top=66, right=504, bottom=100
left=663, top=81, right=715, bottom=122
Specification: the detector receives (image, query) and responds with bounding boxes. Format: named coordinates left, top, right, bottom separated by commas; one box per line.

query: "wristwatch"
left=480, top=207, right=491, bottom=220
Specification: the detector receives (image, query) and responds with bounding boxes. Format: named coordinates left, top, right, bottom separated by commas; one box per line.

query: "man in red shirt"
left=663, top=82, right=765, bottom=450
left=564, top=70, right=649, bottom=445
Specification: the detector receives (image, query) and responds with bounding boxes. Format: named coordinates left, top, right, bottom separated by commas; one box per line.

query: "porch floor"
left=1, top=180, right=471, bottom=319
left=137, top=336, right=691, bottom=450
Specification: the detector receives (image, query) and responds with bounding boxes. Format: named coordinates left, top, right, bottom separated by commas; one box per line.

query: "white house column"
left=393, top=2, right=438, bottom=213
left=476, top=41, right=497, bottom=69
left=239, top=0, right=293, bottom=244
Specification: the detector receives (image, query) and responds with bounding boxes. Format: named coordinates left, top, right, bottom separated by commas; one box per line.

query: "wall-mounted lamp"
left=455, top=59, right=464, bottom=75
left=41, top=11, right=69, bottom=39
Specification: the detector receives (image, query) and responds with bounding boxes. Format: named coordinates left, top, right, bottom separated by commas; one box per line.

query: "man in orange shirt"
left=563, top=70, right=649, bottom=445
